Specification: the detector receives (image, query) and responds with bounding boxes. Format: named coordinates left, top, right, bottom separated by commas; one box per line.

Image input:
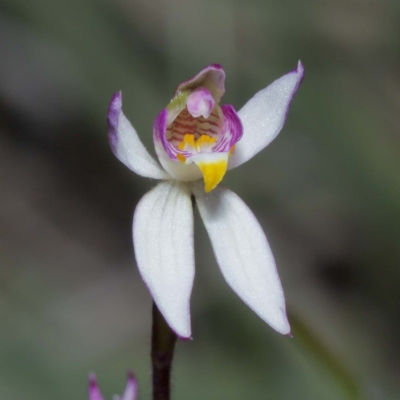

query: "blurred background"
left=0, top=0, right=400, bottom=398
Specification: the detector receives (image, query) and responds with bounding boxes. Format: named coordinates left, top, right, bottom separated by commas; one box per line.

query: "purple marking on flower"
left=154, top=103, right=242, bottom=162
left=88, top=373, right=104, bottom=400
left=213, top=104, right=243, bottom=153
left=186, top=87, right=215, bottom=118
left=153, top=108, right=178, bottom=159
left=153, top=108, right=166, bottom=142
left=178, top=334, right=193, bottom=341
left=284, top=60, right=305, bottom=120
left=107, top=91, right=122, bottom=153
left=175, top=64, right=225, bottom=104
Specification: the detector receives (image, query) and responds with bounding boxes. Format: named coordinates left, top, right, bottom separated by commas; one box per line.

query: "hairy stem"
left=151, top=302, right=177, bottom=400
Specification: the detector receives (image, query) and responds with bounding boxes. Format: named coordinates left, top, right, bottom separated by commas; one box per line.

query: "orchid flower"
left=108, top=62, right=304, bottom=339
left=89, top=372, right=138, bottom=400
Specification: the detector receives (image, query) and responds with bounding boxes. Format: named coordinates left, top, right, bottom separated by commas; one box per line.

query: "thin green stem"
left=289, top=311, right=360, bottom=399
left=151, top=302, right=177, bottom=400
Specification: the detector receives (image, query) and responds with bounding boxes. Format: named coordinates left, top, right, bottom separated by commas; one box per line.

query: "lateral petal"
left=108, top=92, right=170, bottom=179
left=133, top=181, right=194, bottom=338
left=193, top=184, right=290, bottom=334
left=229, top=61, right=304, bottom=169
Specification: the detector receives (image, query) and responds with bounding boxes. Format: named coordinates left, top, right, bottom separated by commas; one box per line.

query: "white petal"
left=229, top=61, right=304, bottom=169
left=133, top=181, right=194, bottom=338
left=108, top=92, right=170, bottom=179
left=193, top=184, right=290, bottom=334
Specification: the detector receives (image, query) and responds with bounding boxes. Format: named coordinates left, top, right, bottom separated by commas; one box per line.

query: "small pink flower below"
left=89, top=372, right=138, bottom=400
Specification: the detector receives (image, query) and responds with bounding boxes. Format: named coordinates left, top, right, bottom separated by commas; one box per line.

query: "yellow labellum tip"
left=197, top=158, right=228, bottom=192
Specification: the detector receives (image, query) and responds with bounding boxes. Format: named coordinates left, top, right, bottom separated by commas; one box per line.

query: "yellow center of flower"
left=177, top=133, right=230, bottom=193
left=177, top=134, right=216, bottom=152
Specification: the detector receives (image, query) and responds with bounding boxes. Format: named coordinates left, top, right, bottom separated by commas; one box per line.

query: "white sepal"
left=108, top=92, right=170, bottom=179
left=133, top=181, right=194, bottom=338
left=229, top=61, right=304, bottom=169
left=193, top=183, right=290, bottom=334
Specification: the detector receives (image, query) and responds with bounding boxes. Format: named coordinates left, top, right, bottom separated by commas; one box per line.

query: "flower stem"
left=151, top=302, right=177, bottom=400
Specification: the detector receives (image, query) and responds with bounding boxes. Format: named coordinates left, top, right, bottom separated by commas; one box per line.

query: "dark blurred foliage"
left=0, top=0, right=400, bottom=399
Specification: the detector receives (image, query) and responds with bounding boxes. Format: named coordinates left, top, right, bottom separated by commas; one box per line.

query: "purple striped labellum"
left=153, top=64, right=243, bottom=192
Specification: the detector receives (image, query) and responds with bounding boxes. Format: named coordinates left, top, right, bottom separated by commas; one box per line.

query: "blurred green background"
left=0, top=0, right=400, bottom=399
